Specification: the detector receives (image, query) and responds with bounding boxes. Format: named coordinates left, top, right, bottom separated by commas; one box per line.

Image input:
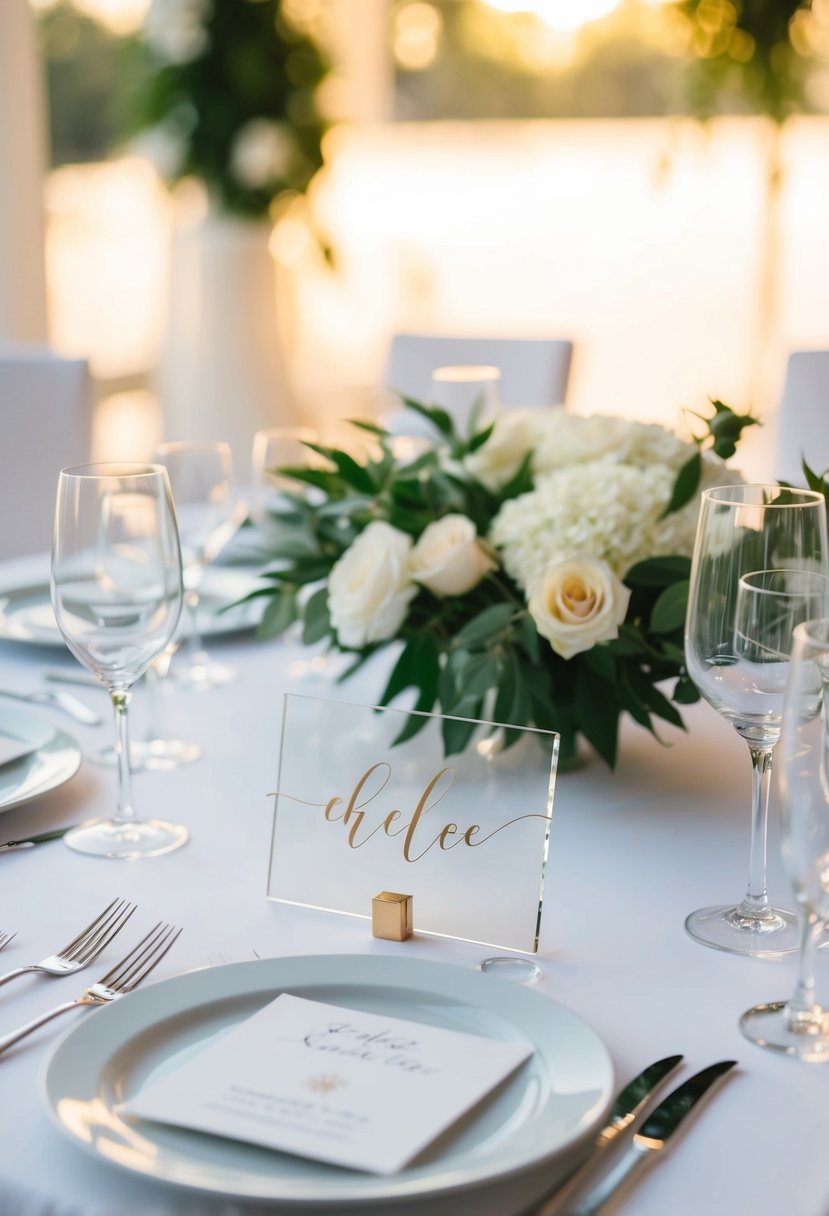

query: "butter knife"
left=0, top=826, right=75, bottom=852
left=526, top=1055, right=683, bottom=1216
left=567, top=1060, right=737, bottom=1216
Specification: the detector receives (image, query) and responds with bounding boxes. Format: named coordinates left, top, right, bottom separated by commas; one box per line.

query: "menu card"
left=121, top=993, right=533, bottom=1174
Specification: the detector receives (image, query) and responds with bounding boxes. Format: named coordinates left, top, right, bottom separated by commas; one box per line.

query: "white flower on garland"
left=230, top=120, right=297, bottom=190
left=491, top=455, right=729, bottom=588
left=145, top=0, right=211, bottom=64
left=328, top=521, right=417, bottom=649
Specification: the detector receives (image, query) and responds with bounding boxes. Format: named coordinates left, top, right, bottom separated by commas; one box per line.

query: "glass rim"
left=432, top=364, right=502, bottom=382
left=792, top=618, right=829, bottom=650
left=738, top=568, right=829, bottom=597
left=702, top=483, right=825, bottom=507
left=154, top=440, right=232, bottom=457
left=59, top=462, right=168, bottom=481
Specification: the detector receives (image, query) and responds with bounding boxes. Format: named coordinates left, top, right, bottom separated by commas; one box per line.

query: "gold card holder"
left=266, top=694, right=559, bottom=955
left=372, top=891, right=414, bottom=941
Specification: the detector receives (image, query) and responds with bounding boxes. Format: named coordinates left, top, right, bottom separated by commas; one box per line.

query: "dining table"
left=0, top=548, right=826, bottom=1216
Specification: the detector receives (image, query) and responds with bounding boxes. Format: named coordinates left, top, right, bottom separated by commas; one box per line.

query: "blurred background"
left=3, top=0, right=829, bottom=472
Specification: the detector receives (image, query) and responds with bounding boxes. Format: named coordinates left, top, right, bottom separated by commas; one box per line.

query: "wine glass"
left=684, top=485, right=829, bottom=956
left=740, top=618, right=829, bottom=1059
left=154, top=441, right=239, bottom=690
left=251, top=426, right=318, bottom=529
left=51, top=463, right=188, bottom=858
left=430, top=365, right=501, bottom=437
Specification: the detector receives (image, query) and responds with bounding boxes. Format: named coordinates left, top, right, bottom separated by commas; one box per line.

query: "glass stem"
left=185, top=588, right=208, bottom=664
left=111, top=689, right=135, bottom=825
left=738, top=743, right=775, bottom=917
left=787, top=911, right=823, bottom=1029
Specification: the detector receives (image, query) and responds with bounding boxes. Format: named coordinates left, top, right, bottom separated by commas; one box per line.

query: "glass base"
left=170, top=656, right=237, bottom=690
left=685, top=903, right=799, bottom=957
left=64, top=817, right=189, bottom=860
left=740, top=1000, right=829, bottom=1062
left=91, top=738, right=202, bottom=772
left=476, top=956, right=542, bottom=984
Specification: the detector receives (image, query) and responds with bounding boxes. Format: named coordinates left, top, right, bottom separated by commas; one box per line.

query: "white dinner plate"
left=0, top=567, right=267, bottom=649
left=42, top=954, right=613, bottom=1210
left=0, top=704, right=81, bottom=813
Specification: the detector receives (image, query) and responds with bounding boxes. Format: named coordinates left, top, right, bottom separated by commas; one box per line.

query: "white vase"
left=156, top=212, right=294, bottom=481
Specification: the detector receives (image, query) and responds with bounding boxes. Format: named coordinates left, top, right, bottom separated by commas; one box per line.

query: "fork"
left=0, top=931, right=17, bottom=952
left=0, top=921, right=182, bottom=1055
left=0, top=898, right=136, bottom=989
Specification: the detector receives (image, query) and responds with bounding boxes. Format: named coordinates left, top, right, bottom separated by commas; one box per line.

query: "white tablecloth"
left=0, top=555, right=826, bottom=1216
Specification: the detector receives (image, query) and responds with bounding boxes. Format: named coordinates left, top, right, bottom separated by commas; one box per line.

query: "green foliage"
left=134, top=0, right=328, bottom=218
left=253, top=403, right=754, bottom=768
left=662, top=398, right=758, bottom=518
left=675, top=0, right=813, bottom=122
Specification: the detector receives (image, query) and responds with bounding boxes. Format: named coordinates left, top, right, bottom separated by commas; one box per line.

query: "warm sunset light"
left=480, top=0, right=621, bottom=33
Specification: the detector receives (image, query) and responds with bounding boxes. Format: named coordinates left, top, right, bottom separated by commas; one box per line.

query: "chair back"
left=0, top=347, right=91, bottom=558
left=384, top=334, right=573, bottom=410
left=774, top=351, right=829, bottom=485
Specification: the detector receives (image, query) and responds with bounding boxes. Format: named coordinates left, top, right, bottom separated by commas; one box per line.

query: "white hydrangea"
left=491, top=455, right=731, bottom=588
left=531, top=409, right=694, bottom=476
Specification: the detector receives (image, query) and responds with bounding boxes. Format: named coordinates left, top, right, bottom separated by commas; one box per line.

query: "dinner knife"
left=0, top=826, right=75, bottom=852
left=526, top=1054, right=683, bottom=1216
left=565, top=1060, right=737, bottom=1216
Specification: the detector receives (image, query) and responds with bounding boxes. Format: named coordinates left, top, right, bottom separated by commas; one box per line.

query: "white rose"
left=410, top=514, right=496, bottom=597
left=328, top=522, right=417, bottom=648
left=465, top=410, right=538, bottom=491
left=528, top=555, right=631, bottom=660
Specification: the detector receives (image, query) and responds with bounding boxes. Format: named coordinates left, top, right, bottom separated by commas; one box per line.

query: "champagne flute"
left=51, top=463, right=188, bottom=858
left=154, top=441, right=239, bottom=690
left=684, top=485, right=829, bottom=956
left=741, top=618, right=829, bottom=1059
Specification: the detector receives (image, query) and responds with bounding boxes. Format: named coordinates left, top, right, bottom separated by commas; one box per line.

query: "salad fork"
left=0, top=921, right=182, bottom=1055
left=0, top=931, right=16, bottom=952
left=0, top=897, right=136, bottom=988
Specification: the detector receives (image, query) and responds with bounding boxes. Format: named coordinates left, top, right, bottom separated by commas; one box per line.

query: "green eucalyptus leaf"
left=453, top=603, right=515, bottom=649
left=660, top=451, right=702, bottom=519
left=256, top=589, right=298, bottom=640
left=650, top=580, right=690, bottom=634
left=301, top=586, right=331, bottom=645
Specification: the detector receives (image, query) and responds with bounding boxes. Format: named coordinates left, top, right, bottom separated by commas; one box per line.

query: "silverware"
left=0, top=921, right=182, bottom=1056
left=526, top=1054, right=684, bottom=1216
left=0, top=931, right=17, bottom=952
left=0, top=826, right=79, bottom=852
left=0, top=897, right=136, bottom=988
left=0, top=687, right=101, bottom=726
left=43, top=667, right=100, bottom=689
left=566, top=1061, right=737, bottom=1215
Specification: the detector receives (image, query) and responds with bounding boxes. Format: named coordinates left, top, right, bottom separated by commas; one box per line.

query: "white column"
left=0, top=0, right=49, bottom=342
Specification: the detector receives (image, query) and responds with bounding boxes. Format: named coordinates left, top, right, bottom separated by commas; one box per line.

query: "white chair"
left=773, top=351, right=829, bottom=485
left=383, top=334, right=573, bottom=410
left=0, top=347, right=91, bottom=558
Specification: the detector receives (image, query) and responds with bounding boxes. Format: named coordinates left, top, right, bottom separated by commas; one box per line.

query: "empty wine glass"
left=684, top=485, right=829, bottom=956
left=430, top=365, right=501, bottom=437
left=251, top=426, right=318, bottom=529
left=741, top=618, right=829, bottom=1059
left=154, top=441, right=239, bottom=689
left=51, top=463, right=188, bottom=858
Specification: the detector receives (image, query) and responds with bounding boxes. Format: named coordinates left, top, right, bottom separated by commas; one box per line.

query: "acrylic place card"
left=267, top=694, right=559, bottom=954
left=120, top=993, right=533, bottom=1175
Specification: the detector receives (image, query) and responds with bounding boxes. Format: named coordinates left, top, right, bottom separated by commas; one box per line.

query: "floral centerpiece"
left=249, top=400, right=757, bottom=767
